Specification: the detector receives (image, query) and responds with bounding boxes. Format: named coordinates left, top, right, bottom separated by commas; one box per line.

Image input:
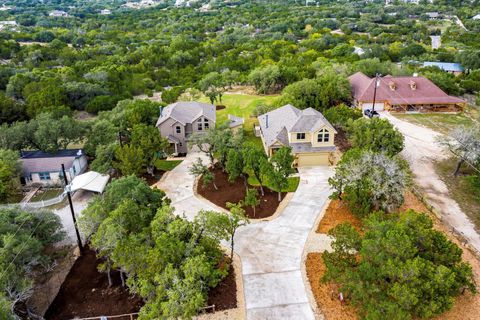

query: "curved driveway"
left=156, top=152, right=333, bottom=319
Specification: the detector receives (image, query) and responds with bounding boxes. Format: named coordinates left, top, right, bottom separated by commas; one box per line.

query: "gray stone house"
left=156, top=101, right=216, bottom=154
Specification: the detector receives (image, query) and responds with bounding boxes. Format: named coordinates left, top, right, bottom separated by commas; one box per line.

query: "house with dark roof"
left=257, top=105, right=336, bottom=167
left=348, top=72, right=466, bottom=112
left=20, top=149, right=87, bottom=186
left=156, top=101, right=216, bottom=154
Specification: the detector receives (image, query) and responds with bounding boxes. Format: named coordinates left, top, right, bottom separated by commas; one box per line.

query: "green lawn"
left=200, top=93, right=279, bottom=148
left=30, top=188, right=63, bottom=202
left=393, top=113, right=476, bottom=134
left=247, top=175, right=300, bottom=193
left=435, top=158, right=480, bottom=230
left=155, top=159, right=183, bottom=171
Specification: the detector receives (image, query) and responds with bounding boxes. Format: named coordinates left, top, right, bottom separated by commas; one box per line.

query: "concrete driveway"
left=153, top=150, right=217, bottom=221
left=382, top=112, right=480, bottom=254
left=235, top=167, right=333, bottom=320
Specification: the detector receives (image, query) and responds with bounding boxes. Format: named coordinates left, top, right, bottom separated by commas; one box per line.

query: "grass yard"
left=435, top=158, right=480, bottom=230
left=393, top=113, right=476, bottom=134
left=155, top=159, right=183, bottom=171
left=247, top=175, right=300, bottom=193
left=30, top=188, right=63, bottom=202
left=200, top=92, right=279, bottom=148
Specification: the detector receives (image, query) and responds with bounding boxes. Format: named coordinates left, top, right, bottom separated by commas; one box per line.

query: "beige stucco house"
left=257, top=105, right=336, bottom=167
left=156, top=101, right=216, bottom=154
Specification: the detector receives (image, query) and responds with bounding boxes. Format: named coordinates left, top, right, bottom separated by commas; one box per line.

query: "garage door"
left=297, top=153, right=329, bottom=167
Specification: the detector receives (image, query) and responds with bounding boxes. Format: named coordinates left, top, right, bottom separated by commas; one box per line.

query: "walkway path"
left=382, top=112, right=480, bottom=254
left=156, top=155, right=333, bottom=319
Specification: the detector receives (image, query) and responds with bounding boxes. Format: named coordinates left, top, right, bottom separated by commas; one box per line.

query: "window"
left=204, top=122, right=209, bottom=129
left=296, top=133, right=306, bottom=140
left=197, top=122, right=203, bottom=131
left=38, top=172, right=51, bottom=181
left=317, top=129, right=330, bottom=143
left=176, top=126, right=181, bottom=134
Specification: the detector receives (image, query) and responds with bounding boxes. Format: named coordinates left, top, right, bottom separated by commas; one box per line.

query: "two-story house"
left=258, top=105, right=336, bottom=167
left=156, top=101, right=216, bottom=154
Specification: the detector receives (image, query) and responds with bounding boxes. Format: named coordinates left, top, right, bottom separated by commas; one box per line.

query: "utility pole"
left=61, top=164, right=83, bottom=253
left=372, top=73, right=380, bottom=113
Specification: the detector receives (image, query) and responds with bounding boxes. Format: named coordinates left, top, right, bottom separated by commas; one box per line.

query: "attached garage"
left=296, top=153, right=330, bottom=167
left=360, top=102, right=385, bottom=112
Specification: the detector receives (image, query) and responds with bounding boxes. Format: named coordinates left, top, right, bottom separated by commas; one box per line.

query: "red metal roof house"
left=348, top=72, right=466, bottom=112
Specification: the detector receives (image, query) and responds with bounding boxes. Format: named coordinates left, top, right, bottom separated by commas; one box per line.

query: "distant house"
left=472, top=14, right=480, bottom=20
left=156, top=101, right=216, bottom=155
left=422, top=62, right=464, bottom=75
left=49, top=10, right=70, bottom=17
left=348, top=72, right=466, bottom=112
left=100, top=9, right=111, bottom=15
left=228, top=114, right=244, bottom=132
left=0, top=20, right=17, bottom=31
left=20, top=149, right=87, bottom=186
left=353, top=46, right=365, bottom=56
left=257, top=105, right=336, bottom=167
left=426, top=12, right=439, bottom=20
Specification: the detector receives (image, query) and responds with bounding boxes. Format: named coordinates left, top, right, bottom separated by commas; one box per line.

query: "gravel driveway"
left=382, top=112, right=480, bottom=254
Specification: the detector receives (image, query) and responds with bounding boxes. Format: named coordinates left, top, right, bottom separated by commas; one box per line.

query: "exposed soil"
left=216, top=105, right=226, bottom=110
left=310, top=192, right=480, bottom=320
left=306, top=253, right=358, bottom=320
left=207, top=261, right=237, bottom=311
left=198, top=166, right=285, bottom=219
left=142, top=168, right=164, bottom=186
left=45, top=247, right=143, bottom=320
left=316, top=200, right=362, bottom=234
left=334, top=127, right=350, bottom=152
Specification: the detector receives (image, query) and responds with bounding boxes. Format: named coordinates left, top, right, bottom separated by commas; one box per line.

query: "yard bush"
left=323, top=210, right=476, bottom=320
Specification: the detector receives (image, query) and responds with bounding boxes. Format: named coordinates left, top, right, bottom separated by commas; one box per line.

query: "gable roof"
left=258, top=105, right=335, bottom=148
left=348, top=72, right=465, bottom=105
left=156, top=101, right=216, bottom=127
left=20, top=149, right=84, bottom=175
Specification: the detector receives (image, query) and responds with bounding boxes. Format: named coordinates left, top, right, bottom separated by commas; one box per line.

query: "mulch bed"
left=316, top=200, right=362, bottom=234
left=207, top=260, right=237, bottom=311
left=45, top=247, right=143, bottom=320
left=334, top=127, right=351, bottom=152
left=198, top=166, right=285, bottom=219
left=306, top=253, right=358, bottom=320
left=142, top=168, right=164, bottom=186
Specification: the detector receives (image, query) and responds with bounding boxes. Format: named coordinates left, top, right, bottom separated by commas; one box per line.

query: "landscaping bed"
left=198, top=166, right=285, bottom=219
left=316, top=200, right=361, bottom=234
left=45, top=247, right=143, bottom=320
left=207, top=261, right=237, bottom=312
left=333, top=127, right=350, bottom=152
left=306, top=252, right=358, bottom=320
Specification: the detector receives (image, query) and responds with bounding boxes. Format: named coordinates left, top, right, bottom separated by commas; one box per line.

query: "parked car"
left=364, top=109, right=380, bottom=118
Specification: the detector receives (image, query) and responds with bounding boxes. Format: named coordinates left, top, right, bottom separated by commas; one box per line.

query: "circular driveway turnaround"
left=155, top=152, right=333, bottom=319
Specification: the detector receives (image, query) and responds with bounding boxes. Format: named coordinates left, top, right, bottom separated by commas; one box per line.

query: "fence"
left=0, top=192, right=68, bottom=210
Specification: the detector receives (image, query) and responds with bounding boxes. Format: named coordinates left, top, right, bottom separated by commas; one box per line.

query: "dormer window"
left=198, top=122, right=203, bottom=131
left=388, top=81, right=396, bottom=91
left=296, top=133, right=306, bottom=140
left=317, top=129, right=330, bottom=143
left=175, top=126, right=181, bottom=134
left=409, top=80, right=417, bottom=90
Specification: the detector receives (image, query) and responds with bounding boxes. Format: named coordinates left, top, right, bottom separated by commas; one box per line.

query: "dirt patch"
left=334, top=127, right=350, bottom=152
left=45, top=247, right=143, bottom=320
left=207, top=261, right=237, bottom=311
left=216, top=105, right=226, bottom=110
left=306, top=253, right=358, bottom=320
left=142, top=168, right=164, bottom=186
left=316, top=200, right=362, bottom=234
left=198, top=166, right=284, bottom=219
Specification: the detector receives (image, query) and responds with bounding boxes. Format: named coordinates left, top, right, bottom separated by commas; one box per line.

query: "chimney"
left=409, top=80, right=417, bottom=90
left=265, top=114, right=269, bottom=128
left=388, top=81, right=396, bottom=91
left=160, top=106, right=163, bottom=117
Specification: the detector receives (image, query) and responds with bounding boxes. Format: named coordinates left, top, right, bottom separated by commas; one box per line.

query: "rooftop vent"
left=388, top=81, right=396, bottom=91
